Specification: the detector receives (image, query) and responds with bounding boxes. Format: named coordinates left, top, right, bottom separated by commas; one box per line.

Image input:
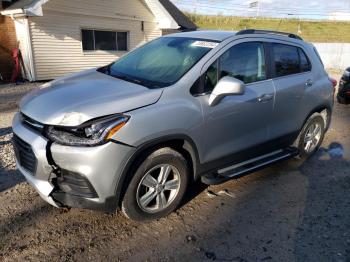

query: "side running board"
left=201, top=147, right=299, bottom=185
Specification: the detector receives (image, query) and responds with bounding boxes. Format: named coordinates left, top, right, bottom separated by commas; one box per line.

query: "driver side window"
left=204, top=42, right=267, bottom=93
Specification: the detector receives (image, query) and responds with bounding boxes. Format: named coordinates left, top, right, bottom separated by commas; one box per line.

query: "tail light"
left=329, top=77, right=337, bottom=89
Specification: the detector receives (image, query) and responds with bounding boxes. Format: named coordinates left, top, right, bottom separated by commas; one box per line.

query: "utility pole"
left=288, top=13, right=302, bottom=35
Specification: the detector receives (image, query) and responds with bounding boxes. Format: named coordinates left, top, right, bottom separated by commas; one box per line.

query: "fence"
left=313, top=43, right=350, bottom=70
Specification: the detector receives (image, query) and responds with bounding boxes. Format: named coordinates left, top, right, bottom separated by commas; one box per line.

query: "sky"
left=172, top=0, right=350, bottom=20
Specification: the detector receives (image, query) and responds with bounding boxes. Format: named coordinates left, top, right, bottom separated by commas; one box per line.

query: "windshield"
left=100, top=37, right=219, bottom=88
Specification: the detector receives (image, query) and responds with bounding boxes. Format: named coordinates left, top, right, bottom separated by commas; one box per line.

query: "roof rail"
left=236, top=29, right=303, bottom=41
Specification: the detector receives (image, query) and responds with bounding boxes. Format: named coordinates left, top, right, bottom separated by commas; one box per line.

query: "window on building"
left=81, top=29, right=128, bottom=51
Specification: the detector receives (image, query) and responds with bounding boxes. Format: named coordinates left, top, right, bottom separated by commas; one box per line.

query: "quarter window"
left=204, top=60, right=219, bottom=93
left=299, top=49, right=311, bottom=72
left=81, top=29, right=128, bottom=51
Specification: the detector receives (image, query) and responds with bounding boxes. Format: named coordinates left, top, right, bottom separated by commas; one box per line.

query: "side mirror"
left=209, top=76, right=246, bottom=106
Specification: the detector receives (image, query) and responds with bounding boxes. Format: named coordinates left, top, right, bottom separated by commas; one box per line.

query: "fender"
left=301, top=103, right=332, bottom=132
left=113, top=134, right=201, bottom=208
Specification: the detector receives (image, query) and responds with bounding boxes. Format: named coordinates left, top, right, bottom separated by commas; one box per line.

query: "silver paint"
left=12, top=31, right=333, bottom=209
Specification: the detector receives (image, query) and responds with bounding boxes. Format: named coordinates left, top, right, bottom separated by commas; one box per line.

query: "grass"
left=186, top=13, right=350, bottom=43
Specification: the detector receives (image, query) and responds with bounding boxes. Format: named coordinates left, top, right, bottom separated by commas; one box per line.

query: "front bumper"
left=12, top=113, right=136, bottom=212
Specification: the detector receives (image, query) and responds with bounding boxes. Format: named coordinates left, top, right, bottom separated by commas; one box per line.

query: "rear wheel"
left=295, top=114, right=325, bottom=159
left=121, top=147, right=189, bottom=221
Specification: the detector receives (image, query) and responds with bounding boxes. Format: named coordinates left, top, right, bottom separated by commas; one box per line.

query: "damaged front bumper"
left=12, top=113, right=135, bottom=212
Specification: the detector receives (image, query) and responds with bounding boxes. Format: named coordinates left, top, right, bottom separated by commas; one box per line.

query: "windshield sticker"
left=191, top=41, right=219, bottom=49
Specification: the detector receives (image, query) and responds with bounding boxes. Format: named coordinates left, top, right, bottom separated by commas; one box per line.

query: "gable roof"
left=158, top=0, right=196, bottom=30
left=0, top=0, right=48, bottom=16
left=1, top=0, right=196, bottom=30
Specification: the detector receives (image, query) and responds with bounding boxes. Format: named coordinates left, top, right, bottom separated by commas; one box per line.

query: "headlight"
left=46, top=114, right=129, bottom=146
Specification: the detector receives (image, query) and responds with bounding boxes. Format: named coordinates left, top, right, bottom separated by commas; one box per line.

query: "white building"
left=328, top=12, right=350, bottom=21
left=1, top=0, right=196, bottom=81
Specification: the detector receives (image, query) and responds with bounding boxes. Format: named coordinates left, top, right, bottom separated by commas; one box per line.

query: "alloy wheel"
left=303, top=122, right=322, bottom=153
left=136, top=164, right=181, bottom=213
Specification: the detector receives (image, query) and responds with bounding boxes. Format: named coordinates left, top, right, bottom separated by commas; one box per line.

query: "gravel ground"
left=0, top=75, right=350, bottom=262
left=0, top=83, right=43, bottom=128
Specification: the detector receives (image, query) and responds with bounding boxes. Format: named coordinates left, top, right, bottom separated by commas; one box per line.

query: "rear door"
left=269, top=42, right=312, bottom=144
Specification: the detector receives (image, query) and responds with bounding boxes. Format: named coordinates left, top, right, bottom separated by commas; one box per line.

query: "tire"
left=121, top=147, right=189, bottom=221
left=337, top=95, right=349, bottom=104
left=294, top=113, right=325, bottom=159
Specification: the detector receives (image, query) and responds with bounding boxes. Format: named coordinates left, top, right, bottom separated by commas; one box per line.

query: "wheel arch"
left=302, top=104, right=332, bottom=131
left=114, top=134, right=200, bottom=208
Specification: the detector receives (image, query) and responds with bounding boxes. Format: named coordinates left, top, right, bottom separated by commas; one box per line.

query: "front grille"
left=12, top=134, right=37, bottom=174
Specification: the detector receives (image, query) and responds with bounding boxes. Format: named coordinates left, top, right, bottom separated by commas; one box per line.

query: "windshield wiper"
left=98, top=64, right=112, bottom=75
left=114, top=74, right=145, bottom=86
left=105, top=64, right=112, bottom=75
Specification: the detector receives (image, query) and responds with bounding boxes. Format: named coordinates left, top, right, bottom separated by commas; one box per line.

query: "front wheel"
left=121, top=147, right=189, bottom=221
left=295, top=113, right=325, bottom=159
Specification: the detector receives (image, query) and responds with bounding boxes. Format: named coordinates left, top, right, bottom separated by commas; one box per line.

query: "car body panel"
left=112, top=80, right=206, bottom=158
left=271, top=72, right=310, bottom=138
left=12, top=31, right=334, bottom=213
left=337, top=67, right=350, bottom=102
left=198, top=79, right=275, bottom=163
left=51, top=140, right=136, bottom=202
left=20, top=69, right=163, bottom=126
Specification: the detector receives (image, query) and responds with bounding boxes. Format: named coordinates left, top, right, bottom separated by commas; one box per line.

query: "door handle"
left=258, top=94, right=273, bottom=102
left=305, top=79, right=313, bottom=87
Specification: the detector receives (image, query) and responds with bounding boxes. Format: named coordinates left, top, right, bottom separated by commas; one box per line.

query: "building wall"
left=28, top=0, right=162, bottom=80
left=162, top=29, right=181, bottom=35
left=0, top=14, right=17, bottom=81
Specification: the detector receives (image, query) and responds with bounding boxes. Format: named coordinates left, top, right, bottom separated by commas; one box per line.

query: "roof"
left=0, top=0, right=46, bottom=16
left=166, top=30, right=236, bottom=42
left=2, top=0, right=37, bottom=10
left=1, top=0, right=197, bottom=30
left=158, top=0, right=196, bottom=30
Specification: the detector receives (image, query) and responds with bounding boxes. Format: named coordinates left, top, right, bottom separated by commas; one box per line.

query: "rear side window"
left=299, top=49, right=311, bottom=72
left=272, top=44, right=300, bottom=77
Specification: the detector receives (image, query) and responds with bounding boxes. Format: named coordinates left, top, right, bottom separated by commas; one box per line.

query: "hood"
left=20, top=69, right=163, bottom=126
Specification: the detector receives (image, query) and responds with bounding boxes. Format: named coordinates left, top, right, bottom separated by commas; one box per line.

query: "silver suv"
left=12, top=29, right=334, bottom=221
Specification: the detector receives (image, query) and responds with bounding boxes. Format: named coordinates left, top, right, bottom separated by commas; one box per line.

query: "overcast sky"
left=172, top=0, right=350, bottom=20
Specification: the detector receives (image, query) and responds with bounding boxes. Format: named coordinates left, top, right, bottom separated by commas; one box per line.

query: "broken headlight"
left=45, top=115, right=129, bottom=146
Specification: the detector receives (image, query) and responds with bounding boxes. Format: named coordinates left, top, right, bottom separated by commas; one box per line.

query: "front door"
left=198, top=41, right=275, bottom=165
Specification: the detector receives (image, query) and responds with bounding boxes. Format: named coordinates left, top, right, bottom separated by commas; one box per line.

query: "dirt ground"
left=0, top=74, right=349, bottom=262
